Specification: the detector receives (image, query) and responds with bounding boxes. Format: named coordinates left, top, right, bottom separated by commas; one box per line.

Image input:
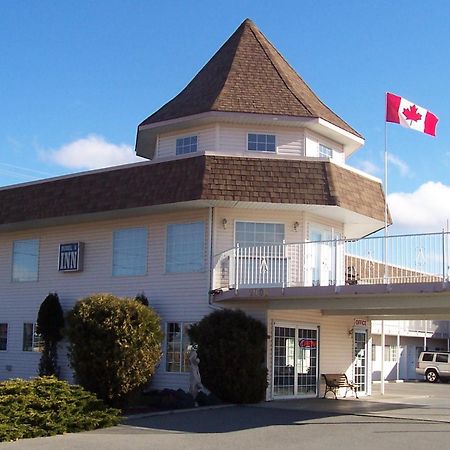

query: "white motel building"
left=1, top=19, right=450, bottom=400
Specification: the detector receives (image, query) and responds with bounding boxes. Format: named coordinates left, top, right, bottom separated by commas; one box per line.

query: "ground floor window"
left=384, top=345, right=397, bottom=361
left=165, top=322, right=192, bottom=372
left=0, top=324, right=7, bottom=351
left=22, top=323, right=43, bottom=352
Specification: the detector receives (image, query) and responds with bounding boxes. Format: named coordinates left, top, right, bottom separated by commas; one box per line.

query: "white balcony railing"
left=213, top=231, right=450, bottom=290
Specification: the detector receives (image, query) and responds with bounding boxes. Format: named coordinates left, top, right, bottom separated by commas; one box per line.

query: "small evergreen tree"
left=36, top=293, right=65, bottom=377
left=135, top=292, right=149, bottom=306
left=66, top=293, right=163, bottom=407
left=188, top=309, right=268, bottom=403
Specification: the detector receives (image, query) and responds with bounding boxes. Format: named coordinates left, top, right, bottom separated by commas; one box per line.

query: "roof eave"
left=313, top=119, right=364, bottom=156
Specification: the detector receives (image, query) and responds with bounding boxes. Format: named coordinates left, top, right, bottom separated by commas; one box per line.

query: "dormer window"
left=176, top=135, right=198, bottom=155
left=248, top=133, right=276, bottom=153
left=319, top=144, right=333, bottom=158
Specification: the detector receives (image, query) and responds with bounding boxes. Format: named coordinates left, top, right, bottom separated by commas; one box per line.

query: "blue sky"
left=1, top=1, right=449, bottom=232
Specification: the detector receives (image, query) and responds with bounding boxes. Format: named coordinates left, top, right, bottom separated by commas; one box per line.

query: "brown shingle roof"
left=0, top=156, right=387, bottom=226
left=139, top=19, right=362, bottom=139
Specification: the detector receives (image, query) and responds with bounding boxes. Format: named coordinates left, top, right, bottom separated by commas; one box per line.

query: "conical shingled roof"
left=140, top=19, right=362, bottom=138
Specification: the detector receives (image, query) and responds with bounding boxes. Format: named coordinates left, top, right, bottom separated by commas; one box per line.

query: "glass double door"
left=273, top=324, right=318, bottom=397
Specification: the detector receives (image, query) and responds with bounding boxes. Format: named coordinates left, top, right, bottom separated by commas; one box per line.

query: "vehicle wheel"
left=426, top=369, right=438, bottom=383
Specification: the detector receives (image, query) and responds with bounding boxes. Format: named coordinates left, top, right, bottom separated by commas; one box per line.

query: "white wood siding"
left=0, top=209, right=211, bottom=387
left=305, top=130, right=345, bottom=163
left=156, top=126, right=216, bottom=159
left=212, top=124, right=305, bottom=158
left=155, top=123, right=349, bottom=165
left=0, top=204, right=352, bottom=394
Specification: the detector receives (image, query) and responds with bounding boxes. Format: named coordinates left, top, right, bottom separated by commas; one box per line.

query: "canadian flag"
left=386, top=92, right=439, bottom=136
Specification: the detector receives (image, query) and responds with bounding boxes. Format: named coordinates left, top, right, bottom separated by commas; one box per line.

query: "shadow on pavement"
left=122, top=398, right=426, bottom=434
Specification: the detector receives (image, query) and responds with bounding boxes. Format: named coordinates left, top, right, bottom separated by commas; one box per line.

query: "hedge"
left=0, top=377, right=120, bottom=442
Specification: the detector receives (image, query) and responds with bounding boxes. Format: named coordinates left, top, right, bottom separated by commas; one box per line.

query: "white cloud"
left=40, top=134, right=145, bottom=170
left=387, top=153, right=412, bottom=177
left=388, top=181, right=450, bottom=232
left=355, top=160, right=382, bottom=176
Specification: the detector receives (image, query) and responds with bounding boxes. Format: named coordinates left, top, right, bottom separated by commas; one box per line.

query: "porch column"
left=381, top=320, right=385, bottom=395
left=424, top=321, right=428, bottom=351
left=396, top=323, right=400, bottom=381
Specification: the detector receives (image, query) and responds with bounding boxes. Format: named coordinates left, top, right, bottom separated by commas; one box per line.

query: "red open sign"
left=299, top=338, right=317, bottom=348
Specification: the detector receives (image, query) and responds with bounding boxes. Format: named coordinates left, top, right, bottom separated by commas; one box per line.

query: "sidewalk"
left=257, top=381, right=450, bottom=423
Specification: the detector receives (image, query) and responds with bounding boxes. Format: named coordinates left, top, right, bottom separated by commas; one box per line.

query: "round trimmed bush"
left=66, top=293, right=163, bottom=406
left=0, top=377, right=119, bottom=442
left=188, top=309, right=268, bottom=403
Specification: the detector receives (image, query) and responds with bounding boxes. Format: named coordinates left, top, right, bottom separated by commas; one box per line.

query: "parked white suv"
left=416, top=351, right=450, bottom=383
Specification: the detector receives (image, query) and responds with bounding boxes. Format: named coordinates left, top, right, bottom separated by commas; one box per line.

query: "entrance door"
left=306, top=227, right=332, bottom=286
left=353, top=330, right=367, bottom=394
left=273, top=324, right=318, bottom=398
left=407, top=346, right=423, bottom=380
left=297, top=328, right=318, bottom=395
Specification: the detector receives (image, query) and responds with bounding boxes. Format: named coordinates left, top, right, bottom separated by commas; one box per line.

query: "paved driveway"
left=3, top=382, right=450, bottom=450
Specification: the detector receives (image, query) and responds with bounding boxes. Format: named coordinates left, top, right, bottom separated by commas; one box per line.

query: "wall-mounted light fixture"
left=293, top=221, right=300, bottom=232
left=222, top=218, right=228, bottom=230
left=348, top=328, right=354, bottom=337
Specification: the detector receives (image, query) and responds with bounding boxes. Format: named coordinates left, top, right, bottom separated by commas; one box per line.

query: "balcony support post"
left=442, top=229, right=446, bottom=285
left=235, top=243, right=240, bottom=292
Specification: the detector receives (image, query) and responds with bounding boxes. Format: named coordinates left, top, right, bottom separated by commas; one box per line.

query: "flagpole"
left=384, top=112, right=389, bottom=251
left=381, top=94, right=389, bottom=396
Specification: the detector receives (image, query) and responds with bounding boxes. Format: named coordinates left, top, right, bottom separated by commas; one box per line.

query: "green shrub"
left=66, top=293, right=163, bottom=406
left=143, top=389, right=196, bottom=410
left=188, top=309, right=268, bottom=404
left=0, top=377, right=120, bottom=442
left=37, top=292, right=65, bottom=377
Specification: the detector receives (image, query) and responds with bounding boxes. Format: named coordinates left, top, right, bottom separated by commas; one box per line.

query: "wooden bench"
left=322, top=373, right=358, bottom=399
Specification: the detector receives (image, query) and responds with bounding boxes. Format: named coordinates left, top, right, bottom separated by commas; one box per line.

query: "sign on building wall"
left=58, top=242, right=83, bottom=272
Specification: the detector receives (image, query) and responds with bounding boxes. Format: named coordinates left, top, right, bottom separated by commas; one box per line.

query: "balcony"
left=213, top=231, right=450, bottom=291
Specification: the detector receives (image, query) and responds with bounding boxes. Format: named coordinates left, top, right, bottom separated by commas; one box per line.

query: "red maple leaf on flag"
left=402, top=105, right=422, bottom=123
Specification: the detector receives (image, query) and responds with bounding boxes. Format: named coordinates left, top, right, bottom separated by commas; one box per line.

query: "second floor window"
left=248, top=133, right=276, bottom=152
left=12, top=239, right=39, bottom=282
left=235, top=221, right=285, bottom=247
left=319, top=144, right=333, bottom=158
left=176, top=135, right=198, bottom=155
left=166, top=222, right=205, bottom=273
left=112, top=227, right=148, bottom=276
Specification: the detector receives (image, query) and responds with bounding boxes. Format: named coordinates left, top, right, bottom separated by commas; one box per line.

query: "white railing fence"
left=213, top=231, right=450, bottom=290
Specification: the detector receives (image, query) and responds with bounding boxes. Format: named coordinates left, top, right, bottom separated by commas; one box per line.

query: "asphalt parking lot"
left=3, top=382, right=450, bottom=450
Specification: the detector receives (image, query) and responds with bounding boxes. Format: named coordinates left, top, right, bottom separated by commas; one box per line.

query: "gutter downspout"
left=208, top=206, right=222, bottom=310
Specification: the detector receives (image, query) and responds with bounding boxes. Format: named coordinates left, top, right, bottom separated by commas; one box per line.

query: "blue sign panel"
left=58, top=242, right=83, bottom=272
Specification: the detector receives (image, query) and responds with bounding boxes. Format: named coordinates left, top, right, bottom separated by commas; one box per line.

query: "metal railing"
left=213, top=231, right=450, bottom=290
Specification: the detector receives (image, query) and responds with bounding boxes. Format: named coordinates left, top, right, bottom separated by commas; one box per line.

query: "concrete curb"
left=122, top=403, right=234, bottom=421
left=359, top=412, right=450, bottom=424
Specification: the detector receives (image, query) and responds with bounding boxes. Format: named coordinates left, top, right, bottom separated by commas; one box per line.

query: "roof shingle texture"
left=0, top=156, right=387, bottom=226
left=140, top=19, right=362, bottom=139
